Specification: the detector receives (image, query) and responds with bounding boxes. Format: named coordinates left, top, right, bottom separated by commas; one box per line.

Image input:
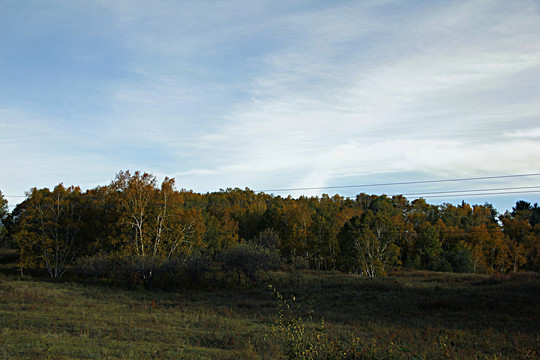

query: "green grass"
left=0, top=266, right=539, bottom=359
left=0, top=279, right=278, bottom=359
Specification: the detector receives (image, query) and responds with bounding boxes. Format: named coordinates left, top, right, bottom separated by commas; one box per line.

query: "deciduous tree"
left=0, top=190, right=8, bottom=245
left=415, top=222, right=443, bottom=270
left=14, top=184, right=85, bottom=279
left=339, top=211, right=399, bottom=277
left=111, top=171, right=200, bottom=258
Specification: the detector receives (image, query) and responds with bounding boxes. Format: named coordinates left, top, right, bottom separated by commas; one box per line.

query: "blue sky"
left=1, top=0, right=540, bottom=213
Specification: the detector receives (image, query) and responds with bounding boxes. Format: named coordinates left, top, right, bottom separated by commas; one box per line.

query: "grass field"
left=0, top=253, right=539, bottom=359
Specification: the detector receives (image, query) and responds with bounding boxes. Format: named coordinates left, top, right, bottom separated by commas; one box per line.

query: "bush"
left=269, top=284, right=404, bottom=360
left=182, top=249, right=211, bottom=283
left=74, top=252, right=213, bottom=290
left=431, top=257, right=452, bottom=273
left=252, top=228, right=280, bottom=249
left=119, top=255, right=182, bottom=289
left=73, top=253, right=115, bottom=282
left=220, top=243, right=281, bottom=284
left=446, top=250, right=474, bottom=273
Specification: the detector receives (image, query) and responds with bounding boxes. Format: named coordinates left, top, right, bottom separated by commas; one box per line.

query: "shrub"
left=73, top=253, right=115, bottom=282
left=119, top=255, right=182, bottom=289
left=431, top=257, right=452, bottom=273
left=220, top=243, right=281, bottom=284
left=445, top=250, right=474, bottom=273
left=182, top=249, right=211, bottom=283
left=269, top=284, right=405, bottom=360
left=74, top=252, right=214, bottom=290
left=252, top=228, right=280, bottom=249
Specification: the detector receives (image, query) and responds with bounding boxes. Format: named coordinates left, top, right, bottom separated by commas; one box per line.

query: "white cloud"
left=2, top=0, right=540, bottom=212
left=153, top=0, right=540, bottom=204
left=506, top=128, right=540, bottom=139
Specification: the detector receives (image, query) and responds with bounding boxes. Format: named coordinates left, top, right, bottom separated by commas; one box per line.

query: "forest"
left=1, top=170, right=538, bottom=283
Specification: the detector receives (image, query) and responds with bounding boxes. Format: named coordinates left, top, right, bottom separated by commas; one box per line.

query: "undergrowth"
left=268, top=277, right=539, bottom=360
left=0, top=269, right=538, bottom=359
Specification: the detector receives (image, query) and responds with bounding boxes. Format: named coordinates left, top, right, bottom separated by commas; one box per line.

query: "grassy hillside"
left=0, top=261, right=539, bottom=359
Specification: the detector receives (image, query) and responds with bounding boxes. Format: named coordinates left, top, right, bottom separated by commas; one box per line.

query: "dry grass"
left=0, top=267, right=538, bottom=359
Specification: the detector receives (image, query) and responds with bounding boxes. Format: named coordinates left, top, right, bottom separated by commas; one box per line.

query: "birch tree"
left=15, top=184, right=84, bottom=279
left=111, top=171, right=201, bottom=259
left=339, top=211, right=399, bottom=277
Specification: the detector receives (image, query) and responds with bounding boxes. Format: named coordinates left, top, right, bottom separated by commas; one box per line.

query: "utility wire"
left=343, top=188, right=540, bottom=200
left=4, top=173, right=540, bottom=201
left=5, top=188, right=539, bottom=209
left=257, top=173, right=540, bottom=193
left=405, top=190, right=540, bottom=199
left=398, top=185, right=540, bottom=197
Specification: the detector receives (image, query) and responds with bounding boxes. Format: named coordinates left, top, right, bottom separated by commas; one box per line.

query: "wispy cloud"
left=1, top=0, right=539, bottom=211
left=184, top=0, right=540, bottom=189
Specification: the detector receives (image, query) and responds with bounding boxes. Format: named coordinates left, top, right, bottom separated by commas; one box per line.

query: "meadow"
left=0, top=250, right=539, bottom=359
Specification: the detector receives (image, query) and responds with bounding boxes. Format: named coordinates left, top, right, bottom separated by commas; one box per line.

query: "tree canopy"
left=5, top=171, right=540, bottom=278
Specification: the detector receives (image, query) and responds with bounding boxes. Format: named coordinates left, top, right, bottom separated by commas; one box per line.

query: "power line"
left=3, top=173, right=540, bottom=201
left=276, top=184, right=536, bottom=202
left=346, top=189, right=540, bottom=200
left=408, top=190, right=540, bottom=199
left=256, top=173, right=540, bottom=193
left=5, top=188, right=539, bottom=209
left=399, top=185, right=540, bottom=197
left=343, top=189, right=540, bottom=200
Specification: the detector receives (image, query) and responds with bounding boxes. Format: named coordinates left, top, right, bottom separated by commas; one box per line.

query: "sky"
left=1, top=0, right=540, bottom=213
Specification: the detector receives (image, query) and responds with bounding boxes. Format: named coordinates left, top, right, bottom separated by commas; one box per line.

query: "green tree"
left=415, top=222, right=443, bottom=270
left=512, top=200, right=533, bottom=218
left=442, top=240, right=473, bottom=273
left=409, top=198, right=435, bottom=227
left=339, top=211, right=399, bottom=277
left=501, top=201, right=539, bottom=271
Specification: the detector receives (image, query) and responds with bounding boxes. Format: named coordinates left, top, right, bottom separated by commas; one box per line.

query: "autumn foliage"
left=3, top=171, right=539, bottom=280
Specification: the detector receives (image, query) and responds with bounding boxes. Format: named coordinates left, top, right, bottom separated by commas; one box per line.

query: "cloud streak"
left=188, top=1, right=540, bottom=181
left=1, top=0, right=539, bottom=211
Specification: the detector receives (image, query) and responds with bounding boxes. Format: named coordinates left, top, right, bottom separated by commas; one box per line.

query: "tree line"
left=0, top=170, right=538, bottom=282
